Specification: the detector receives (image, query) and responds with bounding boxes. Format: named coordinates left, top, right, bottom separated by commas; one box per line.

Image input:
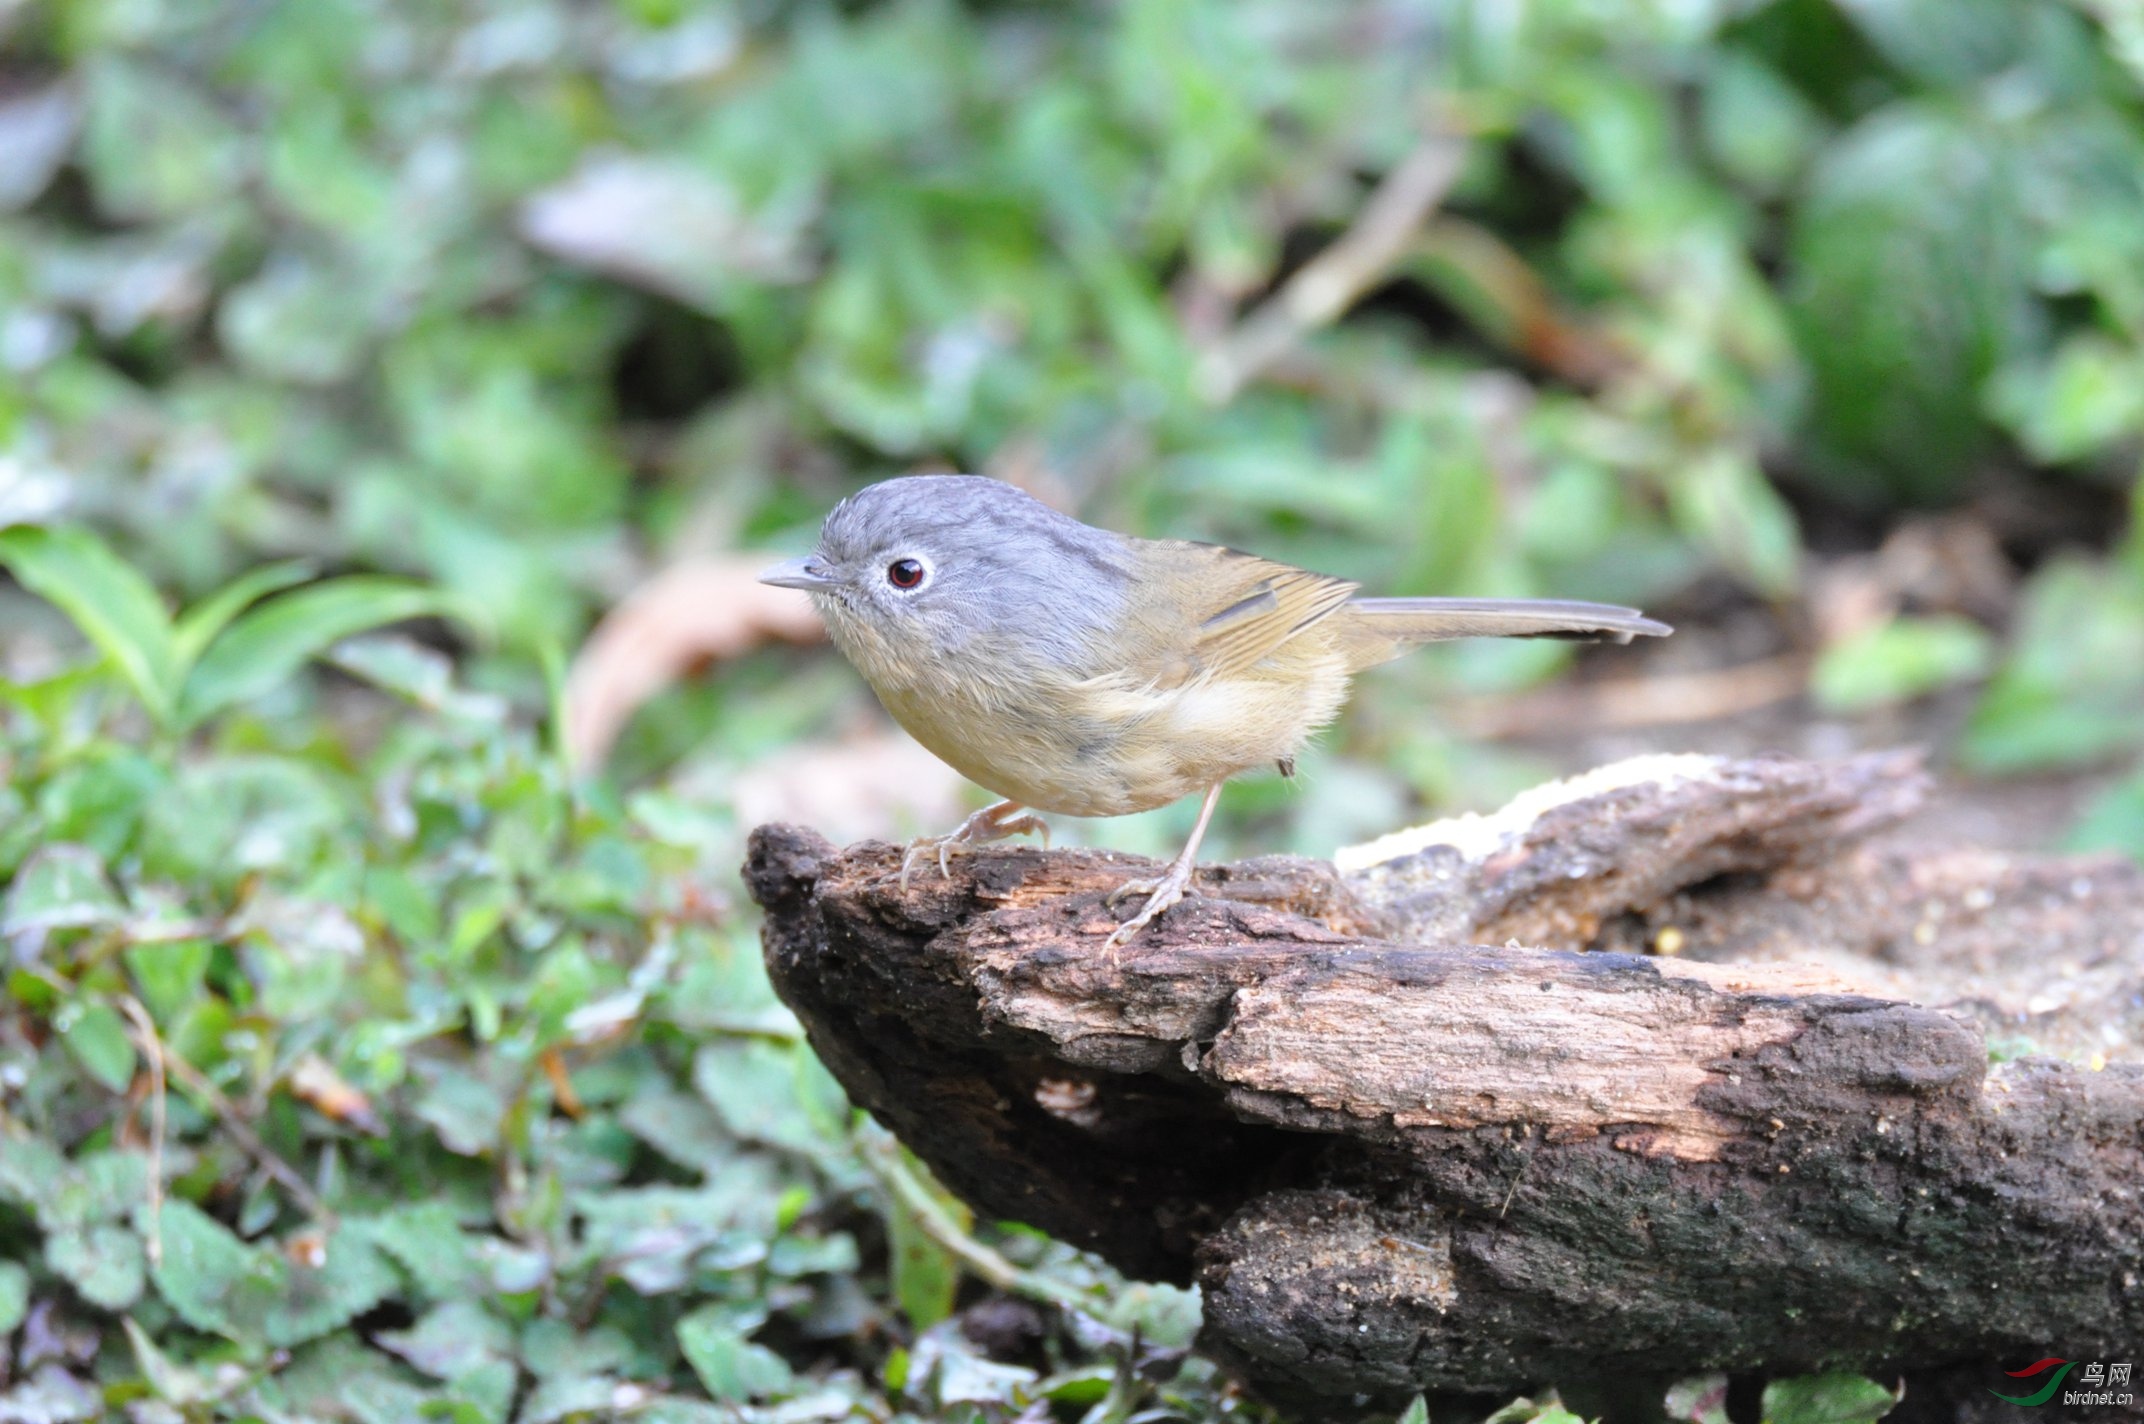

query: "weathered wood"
left=743, top=752, right=2144, bottom=1409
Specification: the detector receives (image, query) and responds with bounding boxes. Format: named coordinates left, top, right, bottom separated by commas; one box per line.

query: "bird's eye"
left=886, top=558, right=927, bottom=591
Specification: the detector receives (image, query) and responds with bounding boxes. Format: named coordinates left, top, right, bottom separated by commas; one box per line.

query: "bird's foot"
left=898, top=802, right=1049, bottom=890
left=1102, top=858, right=1200, bottom=955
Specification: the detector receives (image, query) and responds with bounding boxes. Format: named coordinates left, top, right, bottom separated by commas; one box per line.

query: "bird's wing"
left=1122, top=542, right=1358, bottom=686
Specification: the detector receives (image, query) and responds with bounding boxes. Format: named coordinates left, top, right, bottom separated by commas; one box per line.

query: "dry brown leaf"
left=519, top=151, right=812, bottom=303
left=1807, top=512, right=2013, bottom=645
left=565, top=555, right=825, bottom=770
left=568, top=551, right=969, bottom=840
left=288, top=1052, right=383, bottom=1136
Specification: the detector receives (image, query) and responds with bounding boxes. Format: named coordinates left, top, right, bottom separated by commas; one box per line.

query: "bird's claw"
left=1102, top=863, right=1198, bottom=955
left=897, top=803, right=1048, bottom=891
left=1104, top=876, right=1156, bottom=909
left=896, top=840, right=943, bottom=892
left=898, top=836, right=977, bottom=891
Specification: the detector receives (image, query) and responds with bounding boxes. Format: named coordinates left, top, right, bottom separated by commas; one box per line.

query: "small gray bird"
left=762, top=475, right=1669, bottom=949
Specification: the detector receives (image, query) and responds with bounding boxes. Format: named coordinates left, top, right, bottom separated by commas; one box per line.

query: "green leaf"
left=138, top=755, right=347, bottom=884
left=122, top=1317, right=222, bottom=1406
left=693, top=1041, right=833, bottom=1155
left=79, top=53, right=244, bottom=223
left=1832, top=0, right=2031, bottom=86
left=0, top=1260, right=27, bottom=1335
left=373, top=1303, right=514, bottom=1415
left=1788, top=103, right=2035, bottom=504
left=520, top=1318, right=636, bottom=1382
left=176, top=577, right=470, bottom=730
left=150, top=1199, right=283, bottom=1344
left=51, top=1149, right=148, bottom=1230
left=0, top=663, right=108, bottom=736
left=2068, top=769, right=2144, bottom=859
left=1962, top=557, right=2144, bottom=772
left=266, top=1333, right=443, bottom=1424
left=1761, top=1372, right=1901, bottom=1424
left=677, top=1305, right=797, bottom=1401
left=58, top=1000, right=137, bottom=1094
left=1396, top=1396, right=1429, bottom=1424
left=123, top=938, right=213, bottom=1026
left=0, top=1135, right=67, bottom=1211
left=1483, top=1400, right=1576, bottom=1424
left=1041, top=1365, right=1113, bottom=1406
left=220, top=258, right=375, bottom=385
left=35, top=750, right=165, bottom=861
left=149, top=1202, right=398, bottom=1349
left=46, top=1223, right=146, bottom=1309
left=367, top=1202, right=489, bottom=1301
left=445, top=1360, right=519, bottom=1424
left=3, top=844, right=126, bottom=942
left=767, top=1230, right=860, bottom=1278
left=521, top=1374, right=625, bottom=1424
left=1698, top=51, right=1824, bottom=195
left=886, top=1149, right=965, bottom=1331
left=1666, top=447, right=1802, bottom=597
left=269, top=1223, right=400, bottom=1348
left=1988, top=337, right=2144, bottom=465
left=412, top=1061, right=510, bottom=1158
left=377, top=1299, right=515, bottom=1381
left=0, top=524, right=178, bottom=725
left=170, top=560, right=315, bottom=671
left=1811, top=614, right=1994, bottom=712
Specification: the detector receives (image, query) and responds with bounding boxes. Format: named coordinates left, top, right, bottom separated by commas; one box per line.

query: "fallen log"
left=743, top=752, right=2144, bottom=1411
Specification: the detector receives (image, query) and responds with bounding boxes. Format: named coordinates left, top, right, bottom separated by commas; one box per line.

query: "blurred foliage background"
left=1, top=0, right=2142, bottom=1419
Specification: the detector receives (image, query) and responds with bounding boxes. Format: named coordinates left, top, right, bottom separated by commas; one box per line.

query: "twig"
left=1499, top=1150, right=1530, bottom=1220
left=1196, top=131, right=1469, bottom=404
left=161, top=1047, right=331, bottom=1221
left=1417, top=217, right=1625, bottom=385
left=857, top=1124, right=1103, bottom=1323
left=115, top=996, right=166, bottom=1265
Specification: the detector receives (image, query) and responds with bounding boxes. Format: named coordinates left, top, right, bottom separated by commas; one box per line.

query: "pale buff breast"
left=875, top=650, right=1356, bottom=818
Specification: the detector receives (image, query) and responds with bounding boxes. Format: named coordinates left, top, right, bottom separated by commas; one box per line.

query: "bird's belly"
left=875, top=661, right=1350, bottom=819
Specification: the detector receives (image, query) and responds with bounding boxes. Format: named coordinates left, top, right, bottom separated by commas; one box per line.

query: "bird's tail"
left=1332, top=597, right=1671, bottom=670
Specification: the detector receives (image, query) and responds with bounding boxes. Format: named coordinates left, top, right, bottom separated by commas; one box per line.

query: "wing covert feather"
left=1116, top=543, right=1357, bottom=686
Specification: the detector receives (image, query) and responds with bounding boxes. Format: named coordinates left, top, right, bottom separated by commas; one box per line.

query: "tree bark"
left=743, top=752, right=2144, bottom=1411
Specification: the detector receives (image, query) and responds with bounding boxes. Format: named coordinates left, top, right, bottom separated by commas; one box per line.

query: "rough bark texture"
left=743, top=752, right=2144, bottom=1413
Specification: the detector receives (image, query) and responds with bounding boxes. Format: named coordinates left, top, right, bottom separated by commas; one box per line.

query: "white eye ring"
left=884, top=555, right=931, bottom=592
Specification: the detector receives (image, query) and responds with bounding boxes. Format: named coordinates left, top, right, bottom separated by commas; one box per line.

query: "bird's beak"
left=757, top=556, right=835, bottom=591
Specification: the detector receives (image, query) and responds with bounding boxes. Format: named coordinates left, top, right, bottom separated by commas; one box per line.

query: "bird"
left=760, top=475, right=1669, bottom=950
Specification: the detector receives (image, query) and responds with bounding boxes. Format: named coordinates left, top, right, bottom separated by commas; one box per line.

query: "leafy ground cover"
left=0, top=535, right=1908, bottom=1420
left=3, top=0, right=2142, bottom=1419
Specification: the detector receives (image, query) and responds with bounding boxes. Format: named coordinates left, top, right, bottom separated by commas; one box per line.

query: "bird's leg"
left=899, top=799, right=1050, bottom=890
left=1103, top=783, right=1223, bottom=953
